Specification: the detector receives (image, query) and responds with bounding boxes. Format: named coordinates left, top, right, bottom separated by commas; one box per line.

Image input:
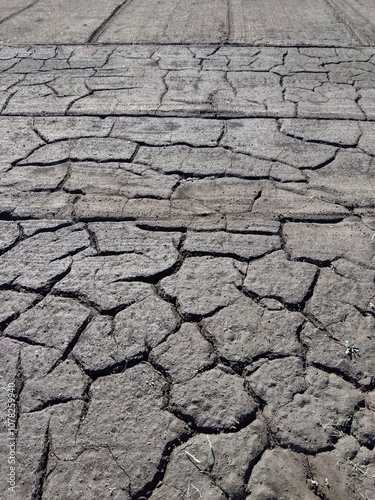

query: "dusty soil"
left=0, top=44, right=374, bottom=500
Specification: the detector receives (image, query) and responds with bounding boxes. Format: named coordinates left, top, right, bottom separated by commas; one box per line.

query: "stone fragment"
left=202, top=296, right=304, bottom=365
left=182, top=231, right=280, bottom=260
left=77, top=364, right=188, bottom=494
left=150, top=323, right=214, bottom=383
left=73, top=294, right=179, bottom=373
left=244, top=250, right=318, bottom=305
left=4, top=295, right=91, bottom=351
left=0, top=290, right=39, bottom=326
left=258, top=298, right=284, bottom=310
left=170, top=367, right=257, bottom=430
left=111, top=117, right=224, bottom=146
left=160, top=256, right=244, bottom=319
left=247, top=448, right=317, bottom=499
left=0, top=224, right=90, bottom=290
left=284, top=220, right=375, bottom=267
left=222, top=119, right=336, bottom=168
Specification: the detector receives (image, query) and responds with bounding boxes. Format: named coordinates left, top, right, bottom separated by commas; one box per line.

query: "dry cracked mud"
left=0, top=45, right=375, bottom=500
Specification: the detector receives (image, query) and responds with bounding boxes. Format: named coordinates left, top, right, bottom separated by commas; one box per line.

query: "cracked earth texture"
left=0, top=44, right=375, bottom=500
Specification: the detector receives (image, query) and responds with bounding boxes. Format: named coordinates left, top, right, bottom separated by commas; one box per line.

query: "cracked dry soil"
left=0, top=45, right=375, bottom=500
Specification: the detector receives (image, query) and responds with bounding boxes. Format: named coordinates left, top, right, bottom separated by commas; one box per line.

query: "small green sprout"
left=185, top=436, right=214, bottom=472
left=345, top=341, right=360, bottom=359
left=223, top=320, right=233, bottom=332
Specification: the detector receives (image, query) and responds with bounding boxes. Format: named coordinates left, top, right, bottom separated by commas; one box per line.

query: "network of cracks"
left=0, top=44, right=375, bottom=500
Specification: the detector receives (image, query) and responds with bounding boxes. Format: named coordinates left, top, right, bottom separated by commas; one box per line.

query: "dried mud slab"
left=73, top=294, right=180, bottom=374
left=149, top=323, right=215, bottom=383
left=160, top=256, right=245, bottom=319
left=151, top=419, right=267, bottom=499
left=76, top=364, right=189, bottom=495
left=170, top=367, right=258, bottom=430
left=202, top=296, right=305, bottom=366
